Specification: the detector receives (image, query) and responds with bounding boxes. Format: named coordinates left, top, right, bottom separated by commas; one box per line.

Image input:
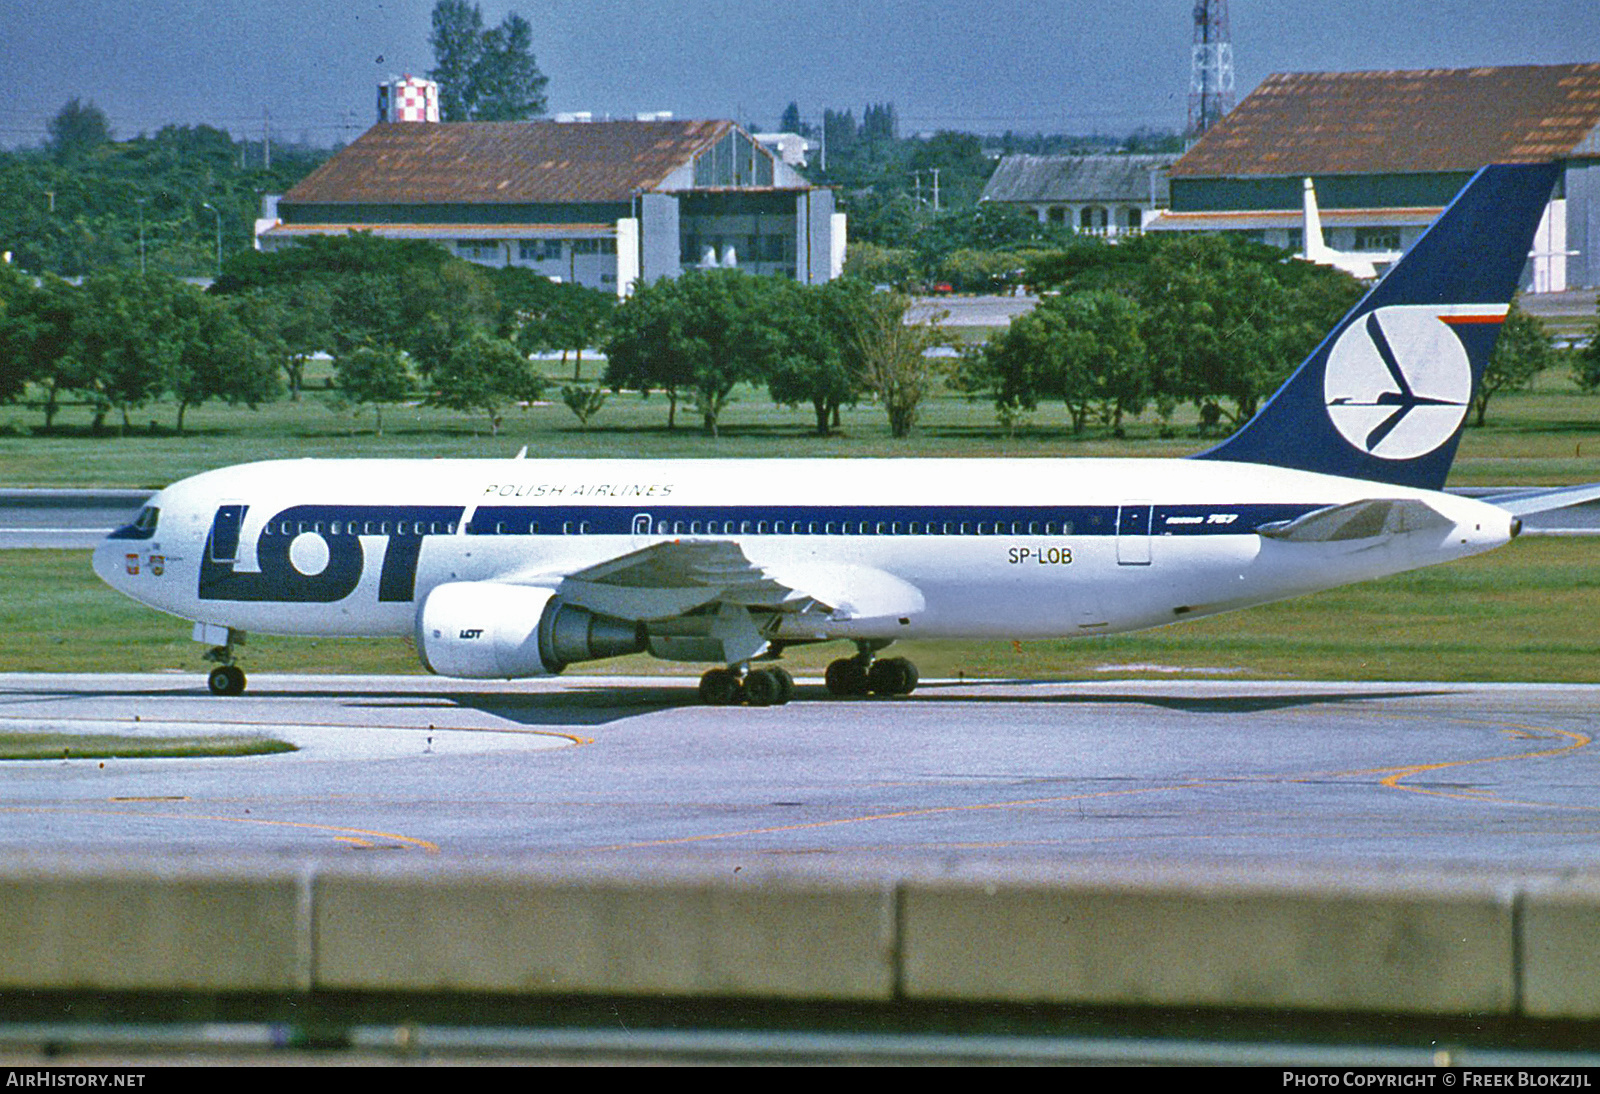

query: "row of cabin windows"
left=489, top=519, right=1080, bottom=536
left=263, top=518, right=1086, bottom=538
left=264, top=520, right=458, bottom=537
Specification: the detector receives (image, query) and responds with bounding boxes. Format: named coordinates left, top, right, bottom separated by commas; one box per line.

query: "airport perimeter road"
left=0, top=489, right=150, bottom=549
left=2, top=673, right=1599, bottom=870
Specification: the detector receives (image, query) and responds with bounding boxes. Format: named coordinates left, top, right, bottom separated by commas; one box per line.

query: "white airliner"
left=94, top=163, right=1596, bottom=704
left=1300, top=176, right=1403, bottom=281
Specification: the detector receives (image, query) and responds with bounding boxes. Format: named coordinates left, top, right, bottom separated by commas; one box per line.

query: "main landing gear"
left=824, top=646, right=919, bottom=698
left=202, top=629, right=247, bottom=696
left=698, top=665, right=795, bottom=707
left=696, top=644, right=920, bottom=706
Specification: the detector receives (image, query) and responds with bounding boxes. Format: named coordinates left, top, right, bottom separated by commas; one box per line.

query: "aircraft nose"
left=91, top=535, right=128, bottom=589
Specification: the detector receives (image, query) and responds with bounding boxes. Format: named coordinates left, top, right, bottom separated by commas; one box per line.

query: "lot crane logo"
left=1323, top=306, right=1476, bottom=460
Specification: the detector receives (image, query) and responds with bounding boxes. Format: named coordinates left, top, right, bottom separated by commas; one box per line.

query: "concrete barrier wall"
left=1, top=857, right=1597, bottom=1017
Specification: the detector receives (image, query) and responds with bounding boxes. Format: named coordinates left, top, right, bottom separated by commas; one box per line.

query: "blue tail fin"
left=1194, top=162, right=1560, bottom=489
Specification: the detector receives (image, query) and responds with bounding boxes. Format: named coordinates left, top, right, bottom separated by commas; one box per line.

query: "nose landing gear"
left=201, top=629, right=248, bottom=696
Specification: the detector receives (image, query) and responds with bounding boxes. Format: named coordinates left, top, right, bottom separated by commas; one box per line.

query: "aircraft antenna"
left=1188, top=0, right=1235, bottom=138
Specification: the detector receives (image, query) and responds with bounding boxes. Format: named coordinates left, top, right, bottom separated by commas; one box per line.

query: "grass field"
left=0, top=734, right=294, bottom=761
left=6, top=538, right=1597, bottom=682
left=1, top=355, right=1598, bottom=489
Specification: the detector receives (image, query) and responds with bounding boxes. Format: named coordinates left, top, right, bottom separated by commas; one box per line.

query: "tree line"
left=2, top=230, right=1582, bottom=442
left=0, top=235, right=596, bottom=436
left=956, top=233, right=1574, bottom=436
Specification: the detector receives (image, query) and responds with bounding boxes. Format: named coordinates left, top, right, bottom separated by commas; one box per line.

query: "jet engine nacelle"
left=415, top=582, right=645, bottom=679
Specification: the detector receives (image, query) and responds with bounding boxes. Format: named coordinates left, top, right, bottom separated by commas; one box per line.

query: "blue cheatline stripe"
left=465, top=503, right=1325, bottom=537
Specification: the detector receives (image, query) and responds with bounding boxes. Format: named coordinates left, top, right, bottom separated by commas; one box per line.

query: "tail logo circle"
left=1323, top=307, right=1471, bottom=460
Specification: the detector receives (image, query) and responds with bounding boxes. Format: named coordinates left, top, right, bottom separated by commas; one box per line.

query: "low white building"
left=257, top=116, right=845, bottom=294
left=979, top=154, right=1177, bottom=236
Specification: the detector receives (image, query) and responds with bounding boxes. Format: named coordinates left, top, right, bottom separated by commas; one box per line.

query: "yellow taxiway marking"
left=1370, top=725, right=1592, bottom=804
left=597, top=717, right=1596, bottom=851
left=1, top=804, right=441, bottom=853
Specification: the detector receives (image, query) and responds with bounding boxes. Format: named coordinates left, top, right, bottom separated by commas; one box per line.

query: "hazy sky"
left=7, top=1, right=1600, bottom=147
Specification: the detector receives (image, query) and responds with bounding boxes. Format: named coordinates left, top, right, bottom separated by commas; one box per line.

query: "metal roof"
left=980, top=154, right=1177, bottom=204
left=1174, top=63, right=1600, bottom=178
left=282, top=119, right=739, bottom=205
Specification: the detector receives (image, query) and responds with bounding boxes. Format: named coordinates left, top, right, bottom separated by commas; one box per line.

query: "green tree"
left=1474, top=302, right=1555, bottom=427
left=494, top=268, right=613, bottom=380
left=848, top=293, right=945, bottom=438
left=333, top=346, right=413, bottom=435
left=47, top=98, right=112, bottom=162
left=215, top=233, right=500, bottom=384
left=0, top=273, right=82, bottom=427
left=425, top=332, right=543, bottom=435
left=560, top=385, right=607, bottom=429
left=765, top=279, right=867, bottom=436
left=163, top=293, right=279, bottom=432
left=1575, top=319, right=1600, bottom=394
left=968, top=291, right=1150, bottom=436
left=0, top=266, right=71, bottom=406
left=604, top=271, right=783, bottom=436
left=429, top=2, right=549, bottom=121
left=1136, top=237, right=1311, bottom=425
left=841, top=242, right=918, bottom=289
left=68, top=272, right=188, bottom=432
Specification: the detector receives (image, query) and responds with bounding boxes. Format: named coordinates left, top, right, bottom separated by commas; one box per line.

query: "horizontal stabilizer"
left=1257, top=498, right=1453, bottom=543
left=1481, top=482, right=1600, bottom=518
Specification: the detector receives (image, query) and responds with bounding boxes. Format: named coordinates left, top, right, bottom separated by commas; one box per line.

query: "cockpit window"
left=133, top=506, right=160, bottom=532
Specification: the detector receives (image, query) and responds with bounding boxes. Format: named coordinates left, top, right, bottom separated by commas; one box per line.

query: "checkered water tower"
left=378, top=76, right=440, bottom=123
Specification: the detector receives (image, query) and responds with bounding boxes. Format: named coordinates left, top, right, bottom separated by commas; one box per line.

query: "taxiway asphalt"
left=2, top=672, right=1597, bottom=872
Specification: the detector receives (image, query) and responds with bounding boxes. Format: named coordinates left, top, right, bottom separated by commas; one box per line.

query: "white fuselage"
left=93, top=457, right=1516, bottom=655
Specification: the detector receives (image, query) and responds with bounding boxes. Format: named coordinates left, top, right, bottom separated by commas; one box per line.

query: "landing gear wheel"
left=744, top=669, right=781, bottom=707
left=744, top=667, right=794, bottom=707
left=825, top=657, right=871, bottom=696
left=868, top=656, right=918, bottom=696
left=769, top=666, right=795, bottom=705
left=207, top=664, right=246, bottom=696
left=698, top=668, right=743, bottom=706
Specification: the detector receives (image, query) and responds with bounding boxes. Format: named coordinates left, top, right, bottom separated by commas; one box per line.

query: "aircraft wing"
left=525, top=538, right=928, bottom=627
left=1478, top=482, right=1600, bottom=518
left=1256, top=498, right=1454, bottom=542
left=547, top=539, right=823, bottom=621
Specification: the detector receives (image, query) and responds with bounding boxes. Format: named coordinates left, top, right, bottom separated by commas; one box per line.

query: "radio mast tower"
left=1188, top=0, right=1236, bottom=138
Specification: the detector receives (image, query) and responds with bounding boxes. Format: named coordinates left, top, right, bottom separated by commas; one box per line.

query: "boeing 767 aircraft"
left=95, top=162, right=1597, bottom=704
